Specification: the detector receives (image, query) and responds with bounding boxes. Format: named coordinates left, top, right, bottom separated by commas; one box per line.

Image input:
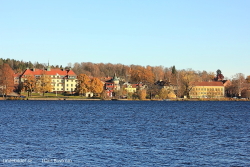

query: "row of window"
left=191, top=92, right=223, bottom=95
left=52, top=80, right=76, bottom=83
left=53, top=88, right=74, bottom=91
left=51, top=75, right=75, bottom=79
left=52, top=84, right=77, bottom=87
left=192, top=87, right=224, bottom=91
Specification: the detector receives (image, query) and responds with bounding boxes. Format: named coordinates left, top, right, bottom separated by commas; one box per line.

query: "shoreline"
left=0, top=97, right=249, bottom=101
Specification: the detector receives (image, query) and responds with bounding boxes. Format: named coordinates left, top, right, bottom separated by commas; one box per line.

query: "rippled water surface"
left=0, top=101, right=249, bottom=166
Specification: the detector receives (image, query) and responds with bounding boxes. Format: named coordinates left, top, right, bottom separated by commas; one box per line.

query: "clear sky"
left=0, top=0, right=249, bottom=78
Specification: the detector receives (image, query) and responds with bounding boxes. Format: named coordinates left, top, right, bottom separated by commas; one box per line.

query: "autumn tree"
left=152, top=66, right=165, bottom=81
left=35, top=74, right=53, bottom=96
left=198, top=71, right=215, bottom=82
left=179, top=69, right=199, bottom=98
left=159, top=88, right=168, bottom=99
left=23, top=75, right=36, bottom=97
left=130, top=66, right=155, bottom=98
left=246, top=76, right=250, bottom=83
left=90, top=77, right=103, bottom=97
left=159, top=87, right=175, bottom=99
left=0, top=63, right=14, bottom=97
left=231, top=73, right=246, bottom=97
left=138, top=89, right=147, bottom=100
left=130, top=66, right=154, bottom=84
left=76, top=74, right=91, bottom=96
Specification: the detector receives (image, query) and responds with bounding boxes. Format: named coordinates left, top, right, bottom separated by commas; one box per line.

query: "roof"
left=124, top=84, right=137, bottom=88
left=130, top=84, right=138, bottom=88
left=111, top=73, right=119, bottom=82
left=21, top=68, right=77, bottom=77
left=14, top=73, right=21, bottom=77
left=195, top=81, right=224, bottom=86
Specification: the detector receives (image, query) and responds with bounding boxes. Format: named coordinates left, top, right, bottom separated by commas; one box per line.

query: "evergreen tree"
left=172, top=65, right=176, bottom=75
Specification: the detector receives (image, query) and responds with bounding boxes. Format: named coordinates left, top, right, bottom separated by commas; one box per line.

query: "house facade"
left=190, top=81, right=225, bottom=98
left=20, top=67, right=77, bottom=93
left=124, top=84, right=137, bottom=93
left=104, top=73, right=120, bottom=97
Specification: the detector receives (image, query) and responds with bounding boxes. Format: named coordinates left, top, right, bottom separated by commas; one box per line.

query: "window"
left=71, top=84, right=73, bottom=87
left=61, top=88, right=63, bottom=90
left=66, top=84, right=68, bottom=87
left=57, top=84, right=59, bottom=86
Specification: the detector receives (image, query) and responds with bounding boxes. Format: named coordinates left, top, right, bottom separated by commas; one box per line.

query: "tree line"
left=0, top=58, right=249, bottom=98
left=0, top=58, right=62, bottom=73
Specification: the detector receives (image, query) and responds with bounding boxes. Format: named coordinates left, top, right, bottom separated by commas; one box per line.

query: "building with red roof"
left=103, top=73, right=120, bottom=97
left=190, top=81, right=225, bottom=98
left=20, top=66, right=77, bottom=93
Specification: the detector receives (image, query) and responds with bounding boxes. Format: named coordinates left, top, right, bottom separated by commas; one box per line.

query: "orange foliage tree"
left=130, top=66, right=154, bottom=84
left=0, top=63, right=14, bottom=96
left=138, top=89, right=147, bottom=100
left=76, top=74, right=91, bottom=96
left=246, top=75, right=250, bottom=83
left=23, top=75, right=36, bottom=97
left=90, top=77, right=103, bottom=97
left=35, top=74, right=53, bottom=96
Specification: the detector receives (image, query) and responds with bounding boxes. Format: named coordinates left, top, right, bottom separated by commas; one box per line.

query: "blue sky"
left=0, top=0, right=249, bottom=78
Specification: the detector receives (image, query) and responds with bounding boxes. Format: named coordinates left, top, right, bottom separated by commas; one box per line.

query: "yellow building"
left=190, top=81, right=225, bottom=98
left=124, top=84, right=137, bottom=93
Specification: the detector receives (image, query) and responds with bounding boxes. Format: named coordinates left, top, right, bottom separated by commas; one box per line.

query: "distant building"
left=104, top=73, right=120, bottom=97
left=190, top=81, right=225, bottom=98
left=20, top=66, right=77, bottom=93
left=14, top=73, right=21, bottom=92
left=214, top=69, right=224, bottom=81
left=124, top=83, right=137, bottom=93
left=155, top=79, right=178, bottom=97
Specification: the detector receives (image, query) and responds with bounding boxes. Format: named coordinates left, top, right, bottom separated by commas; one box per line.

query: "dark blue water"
left=0, top=101, right=249, bottom=166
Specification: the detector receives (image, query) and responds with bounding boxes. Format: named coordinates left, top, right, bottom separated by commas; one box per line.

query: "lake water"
left=0, top=101, right=249, bottom=167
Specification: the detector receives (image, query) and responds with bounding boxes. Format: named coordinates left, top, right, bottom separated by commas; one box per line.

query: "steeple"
left=47, top=60, right=51, bottom=71
left=112, top=73, right=119, bottom=82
